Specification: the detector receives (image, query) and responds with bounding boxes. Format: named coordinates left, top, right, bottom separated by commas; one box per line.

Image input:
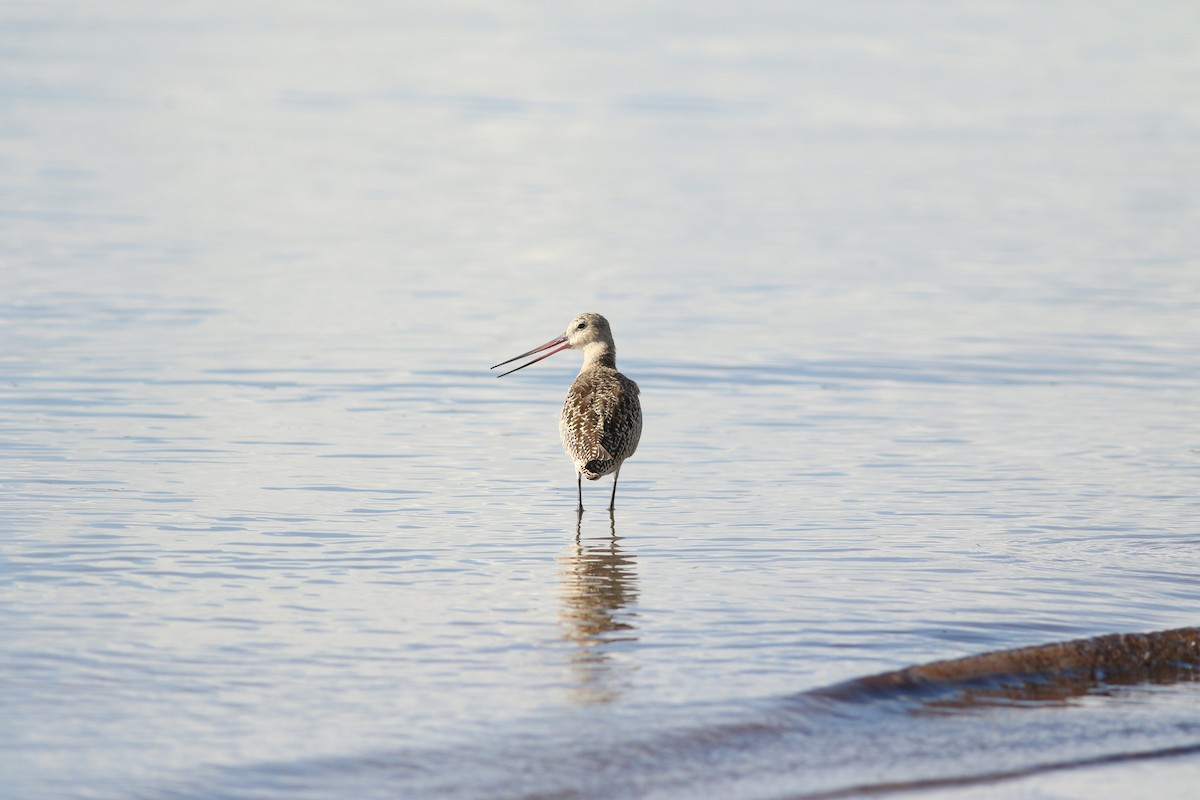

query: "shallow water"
left=3, top=1, right=1200, bottom=798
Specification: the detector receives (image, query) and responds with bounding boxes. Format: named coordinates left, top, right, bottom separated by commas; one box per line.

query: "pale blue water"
left=2, top=2, right=1199, bottom=798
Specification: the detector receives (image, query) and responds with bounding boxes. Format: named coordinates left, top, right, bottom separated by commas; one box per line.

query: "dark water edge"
left=142, top=627, right=1200, bottom=800
left=815, top=627, right=1200, bottom=705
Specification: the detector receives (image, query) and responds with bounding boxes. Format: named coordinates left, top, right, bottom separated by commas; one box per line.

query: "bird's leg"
left=608, top=466, right=621, bottom=512
left=577, top=472, right=584, bottom=514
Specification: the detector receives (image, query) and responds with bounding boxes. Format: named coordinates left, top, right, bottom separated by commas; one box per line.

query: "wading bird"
left=492, top=313, right=642, bottom=513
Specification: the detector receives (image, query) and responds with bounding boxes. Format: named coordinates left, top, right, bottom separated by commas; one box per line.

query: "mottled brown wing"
left=560, top=371, right=641, bottom=476
left=598, top=375, right=640, bottom=465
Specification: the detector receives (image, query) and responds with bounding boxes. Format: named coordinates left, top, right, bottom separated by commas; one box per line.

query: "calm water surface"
left=2, top=2, right=1199, bottom=798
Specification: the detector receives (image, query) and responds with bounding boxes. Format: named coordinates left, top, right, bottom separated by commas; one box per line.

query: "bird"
left=492, top=312, right=642, bottom=513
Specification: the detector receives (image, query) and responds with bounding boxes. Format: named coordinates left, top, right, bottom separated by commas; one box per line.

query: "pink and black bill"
left=491, top=335, right=571, bottom=378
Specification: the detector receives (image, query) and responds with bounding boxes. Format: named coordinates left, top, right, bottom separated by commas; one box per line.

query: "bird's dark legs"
left=577, top=468, right=623, bottom=513
left=608, top=466, right=621, bottom=512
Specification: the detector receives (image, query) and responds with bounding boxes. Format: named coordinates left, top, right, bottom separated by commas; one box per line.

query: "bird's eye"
left=576, top=322, right=587, bottom=330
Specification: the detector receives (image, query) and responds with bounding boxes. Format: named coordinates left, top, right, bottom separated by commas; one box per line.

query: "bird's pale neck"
left=579, top=341, right=617, bottom=371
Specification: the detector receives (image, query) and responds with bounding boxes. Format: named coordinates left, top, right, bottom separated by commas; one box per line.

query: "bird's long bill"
left=491, top=335, right=571, bottom=378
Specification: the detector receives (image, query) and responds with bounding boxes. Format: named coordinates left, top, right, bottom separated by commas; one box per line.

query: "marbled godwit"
left=492, top=313, right=642, bottom=513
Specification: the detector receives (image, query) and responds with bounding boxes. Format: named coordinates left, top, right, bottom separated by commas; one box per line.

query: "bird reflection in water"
left=557, top=513, right=639, bottom=705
